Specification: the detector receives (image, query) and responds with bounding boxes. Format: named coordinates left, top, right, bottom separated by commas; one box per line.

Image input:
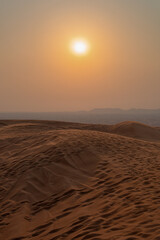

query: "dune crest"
left=109, top=121, right=160, bottom=141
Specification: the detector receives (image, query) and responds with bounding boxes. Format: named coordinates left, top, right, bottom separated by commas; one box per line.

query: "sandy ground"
left=0, top=120, right=160, bottom=240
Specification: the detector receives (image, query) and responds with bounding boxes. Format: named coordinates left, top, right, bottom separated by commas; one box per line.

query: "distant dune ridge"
left=0, top=120, right=160, bottom=240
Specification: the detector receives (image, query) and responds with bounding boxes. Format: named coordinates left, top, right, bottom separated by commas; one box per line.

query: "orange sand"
left=0, top=120, right=160, bottom=240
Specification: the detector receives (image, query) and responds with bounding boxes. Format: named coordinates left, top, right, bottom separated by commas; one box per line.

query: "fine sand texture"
left=0, top=120, right=160, bottom=240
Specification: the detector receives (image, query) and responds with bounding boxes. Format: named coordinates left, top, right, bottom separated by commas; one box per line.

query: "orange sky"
left=0, top=0, right=160, bottom=111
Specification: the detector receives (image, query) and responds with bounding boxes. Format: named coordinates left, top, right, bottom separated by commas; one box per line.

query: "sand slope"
left=0, top=120, right=160, bottom=240
left=109, top=121, right=160, bottom=142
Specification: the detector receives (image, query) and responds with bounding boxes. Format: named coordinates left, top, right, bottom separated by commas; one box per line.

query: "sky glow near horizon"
left=0, top=0, right=160, bottom=112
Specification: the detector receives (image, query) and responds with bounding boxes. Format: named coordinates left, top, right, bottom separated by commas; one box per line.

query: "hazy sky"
left=0, top=0, right=160, bottom=111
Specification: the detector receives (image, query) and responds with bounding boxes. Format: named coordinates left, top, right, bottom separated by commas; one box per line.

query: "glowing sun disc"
left=71, top=39, right=89, bottom=55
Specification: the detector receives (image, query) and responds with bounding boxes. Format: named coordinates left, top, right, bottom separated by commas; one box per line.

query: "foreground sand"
left=0, top=120, right=160, bottom=240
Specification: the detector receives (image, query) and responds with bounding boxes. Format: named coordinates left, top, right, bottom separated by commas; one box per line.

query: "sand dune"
left=109, top=121, right=160, bottom=142
left=0, top=120, right=160, bottom=240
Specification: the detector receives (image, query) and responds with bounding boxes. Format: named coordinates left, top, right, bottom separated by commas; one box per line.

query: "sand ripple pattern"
left=0, top=120, right=160, bottom=240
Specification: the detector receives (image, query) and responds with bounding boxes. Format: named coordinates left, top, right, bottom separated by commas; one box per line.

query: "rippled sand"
left=0, top=120, right=160, bottom=240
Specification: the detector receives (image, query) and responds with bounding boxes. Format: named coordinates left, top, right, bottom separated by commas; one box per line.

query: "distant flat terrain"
left=0, top=120, right=160, bottom=240
left=1, top=108, right=160, bottom=126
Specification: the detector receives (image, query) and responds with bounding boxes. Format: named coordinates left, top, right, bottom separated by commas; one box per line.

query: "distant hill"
left=90, top=108, right=160, bottom=114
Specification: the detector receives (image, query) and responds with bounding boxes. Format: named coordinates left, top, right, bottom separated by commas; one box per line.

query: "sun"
left=70, top=39, right=90, bottom=56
